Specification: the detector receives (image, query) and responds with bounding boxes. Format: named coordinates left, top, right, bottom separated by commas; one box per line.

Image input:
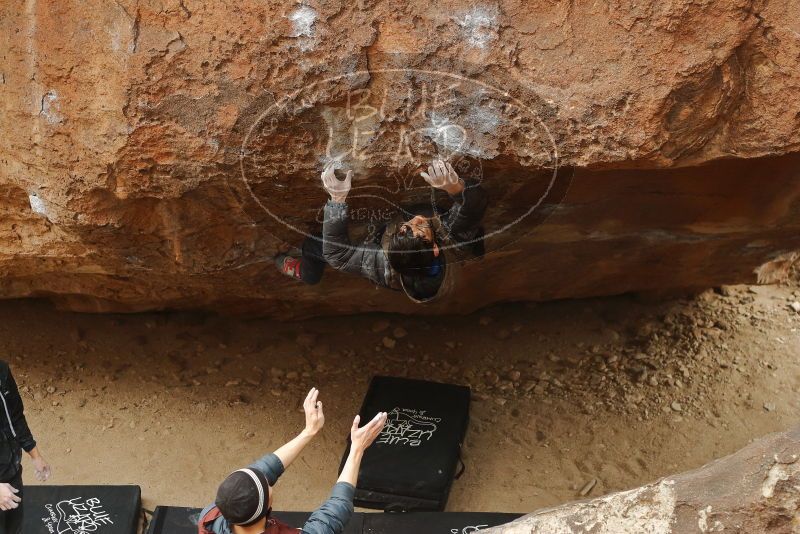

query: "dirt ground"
left=4, top=278, right=800, bottom=519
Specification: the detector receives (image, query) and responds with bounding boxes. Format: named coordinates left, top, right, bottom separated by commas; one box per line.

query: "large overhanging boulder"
left=1, top=0, right=799, bottom=316
left=484, top=426, right=800, bottom=533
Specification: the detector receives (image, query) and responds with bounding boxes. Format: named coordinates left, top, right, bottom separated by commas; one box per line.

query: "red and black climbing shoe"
left=275, top=254, right=303, bottom=281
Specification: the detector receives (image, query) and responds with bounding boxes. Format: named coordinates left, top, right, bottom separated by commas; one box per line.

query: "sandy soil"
left=4, top=280, right=800, bottom=521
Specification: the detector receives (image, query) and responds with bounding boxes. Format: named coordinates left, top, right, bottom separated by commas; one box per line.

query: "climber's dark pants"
left=299, top=234, right=327, bottom=285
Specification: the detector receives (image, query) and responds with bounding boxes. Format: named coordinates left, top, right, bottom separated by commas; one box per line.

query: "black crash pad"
left=23, top=485, right=141, bottom=534
left=341, top=376, right=471, bottom=511
left=145, top=506, right=365, bottom=534
left=145, top=506, right=198, bottom=534
left=363, top=512, right=523, bottom=533
left=148, top=507, right=521, bottom=534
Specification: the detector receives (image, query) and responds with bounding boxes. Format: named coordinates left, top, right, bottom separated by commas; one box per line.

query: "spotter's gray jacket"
left=321, top=180, right=488, bottom=300
left=199, top=453, right=355, bottom=534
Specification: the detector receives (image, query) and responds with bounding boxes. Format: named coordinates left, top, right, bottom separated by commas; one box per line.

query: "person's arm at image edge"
left=6, top=367, right=51, bottom=481
left=249, top=388, right=325, bottom=485
left=301, top=412, right=388, bottom=534
left=0, top=484, right=20, bottom=511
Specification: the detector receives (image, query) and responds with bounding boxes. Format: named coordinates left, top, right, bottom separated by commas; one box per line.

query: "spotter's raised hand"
left=302, top=387, right=325, bottom=437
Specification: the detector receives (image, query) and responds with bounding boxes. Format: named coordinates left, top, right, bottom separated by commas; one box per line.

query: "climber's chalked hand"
left=321, top=162, right=352, bottom=203
left=421, top=159, right=463, bottom=195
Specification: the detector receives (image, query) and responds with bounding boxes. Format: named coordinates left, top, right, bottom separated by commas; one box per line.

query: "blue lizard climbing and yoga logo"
left=235, top=54, right=570, bottom=257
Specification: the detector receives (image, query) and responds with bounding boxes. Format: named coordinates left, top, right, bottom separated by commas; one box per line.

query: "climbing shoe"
left=275, top=254, right=303, bottom=281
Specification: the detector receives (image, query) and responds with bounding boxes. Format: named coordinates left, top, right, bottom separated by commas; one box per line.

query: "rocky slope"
left=485, top=425, right=800, bottom=533
left=2, top=0, right=800, bottom=316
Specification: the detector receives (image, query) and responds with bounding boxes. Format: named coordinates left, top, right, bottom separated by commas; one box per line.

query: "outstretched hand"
left=0, top=483, right=20, bottom=511
left=33, top=456, right=51, bottom=482
left=302, top=387, right=325, bottom=437
left=350, top=412, right=388, bottom=454
left=337, top=411, right=388, bottom=486
left=321, top=163, right=352, bottom=203
left=28, top=446, right=52, bottom=483
left=272, top=387, right=325, bottom=470
left=420, top=159, right=463, bottom=195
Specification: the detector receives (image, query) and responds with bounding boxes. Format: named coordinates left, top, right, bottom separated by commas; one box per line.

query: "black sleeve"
left=322, top=201, right=390, bottom=287
left=5, top=369, right=36, bottom=452
left=442, top=179, right=488, bottom=244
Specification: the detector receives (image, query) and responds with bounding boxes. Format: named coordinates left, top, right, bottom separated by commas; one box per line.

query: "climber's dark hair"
left=387, top=228, right=436, bottom=276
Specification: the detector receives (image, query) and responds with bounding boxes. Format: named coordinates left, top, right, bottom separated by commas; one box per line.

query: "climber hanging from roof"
left=274, top=159, right=488, bottom=303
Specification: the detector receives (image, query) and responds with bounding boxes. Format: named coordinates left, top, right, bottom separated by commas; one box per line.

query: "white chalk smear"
left=428, top=112, right=468, bottom=155
left=429, top=105, right=501, bottom=158
left=110, top=28, right=122, bottom=53
left=289, top=5, right=317, bottom=38
left=762, top=455, right=799, bottom=498
left=40, top=90, right=63, bottom=124
left=467, top=103, right=502, bottom=134
left=697, top=505, right=724, bottom=532
left=28, top=192, right=49, bottom=218
left=455, top=6, right=499, bottom=49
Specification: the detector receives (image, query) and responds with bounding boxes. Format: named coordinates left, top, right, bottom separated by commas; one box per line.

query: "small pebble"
left=371, top=320, right=390, bottom=333
left=579, top=478, right=597, bottom=496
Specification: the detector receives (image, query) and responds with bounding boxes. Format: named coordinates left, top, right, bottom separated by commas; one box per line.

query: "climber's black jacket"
left=321, top=179, right=488, bottom=301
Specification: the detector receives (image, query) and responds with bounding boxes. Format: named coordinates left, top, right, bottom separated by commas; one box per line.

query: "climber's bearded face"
left=399, top=215, right=440, bottom=257
left=400, top=215, right=434, bottom=243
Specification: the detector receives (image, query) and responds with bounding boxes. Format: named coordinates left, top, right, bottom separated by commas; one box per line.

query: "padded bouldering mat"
left=23, top=485, right=141, bottom=534
left=363, top=512, right=523, bottom=533
left=341, top=376, right=471, bottom=511
left=146, top=506, right=364, bottom=534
